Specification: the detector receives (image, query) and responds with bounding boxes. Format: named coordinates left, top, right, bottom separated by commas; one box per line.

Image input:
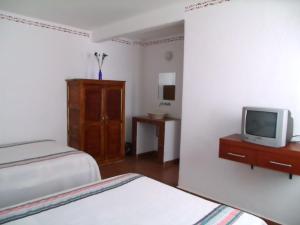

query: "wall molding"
left=185, top=0, right=230, bottom=12
left=140, top=35, right=184, bottom=47
left=0, top=12, right=90, bottom=38
left=111, top=35, right=184, bottom=47
left=111, top=38, right=132, bottom=45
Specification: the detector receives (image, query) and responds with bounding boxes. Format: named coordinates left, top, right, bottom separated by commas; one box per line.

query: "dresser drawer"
left=219, top=144, right=255, bottom=164
left=256, top=152, right=300, bottom=175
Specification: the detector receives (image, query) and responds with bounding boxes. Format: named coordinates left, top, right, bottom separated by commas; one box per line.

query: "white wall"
left=0, top=16, right=88, bottom=144
left=0, top=12, right=142, bottom=144
left=141, top=37, right=184, bottom=118
left=179, top=1, right=300, bottom=224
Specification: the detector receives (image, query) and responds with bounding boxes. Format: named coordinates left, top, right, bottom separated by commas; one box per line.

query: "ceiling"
left=0, top=0, right=187, bottom=30
left=124, top=22, right=184, bottom=41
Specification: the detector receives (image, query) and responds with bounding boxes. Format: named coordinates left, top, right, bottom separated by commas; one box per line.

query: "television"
left=241, top=107, right=293, bottom=148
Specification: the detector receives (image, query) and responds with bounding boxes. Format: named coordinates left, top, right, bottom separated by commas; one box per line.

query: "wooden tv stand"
left=219, top=134, right=300, bottom=179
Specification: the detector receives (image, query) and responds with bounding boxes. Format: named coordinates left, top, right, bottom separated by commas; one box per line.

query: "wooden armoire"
left=66, top=79, right=125, bottom=165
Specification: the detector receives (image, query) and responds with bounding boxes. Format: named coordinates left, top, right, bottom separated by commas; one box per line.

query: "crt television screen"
left=245, top=110, right=277, bottom=138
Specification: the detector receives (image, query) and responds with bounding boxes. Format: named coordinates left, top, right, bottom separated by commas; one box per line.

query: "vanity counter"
left=133, top=116, right=180, bottom=123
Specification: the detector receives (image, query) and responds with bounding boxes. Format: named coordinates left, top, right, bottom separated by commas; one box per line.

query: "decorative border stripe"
left=111, top=38, right=132, bottom=45
left=185, top=0, right=230, bottom=12
left=140, top=35, right=184, bottom=47
left=0, top=13, right=90, bottom=38
left=0, top=150, right=80, bottom=169
left=0, top=174, right=142, bottom=224
left=111, top=35, right=184, bottom=47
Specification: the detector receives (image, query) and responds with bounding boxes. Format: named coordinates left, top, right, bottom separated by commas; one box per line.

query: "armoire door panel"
left=105, top=88, right=122, bottom=121
left=69, top=108, right=80, bottom=128
left=68, top=127, right=80, bottom=149
left=68, top=82, right=80, bottom=108
left=105, top=122, right=123, bottom=160
left=84, top=86, right=102, bottom=122
left=83, top=125, right=104, bottom=159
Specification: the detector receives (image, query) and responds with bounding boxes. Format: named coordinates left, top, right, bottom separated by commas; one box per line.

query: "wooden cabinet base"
left=219, top=134, right=300, bottom=179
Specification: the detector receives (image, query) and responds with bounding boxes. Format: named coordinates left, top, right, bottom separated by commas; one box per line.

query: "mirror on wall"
left=158, top=73, right=176, bottom=101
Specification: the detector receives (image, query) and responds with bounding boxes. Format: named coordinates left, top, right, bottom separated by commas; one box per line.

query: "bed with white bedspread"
left=0, top=140, right=100, bottom=208
left=0, top=173, right=266, bottom=225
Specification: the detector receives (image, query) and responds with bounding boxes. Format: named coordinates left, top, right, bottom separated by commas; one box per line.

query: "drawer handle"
left=227, top=152, right=246, bottom=158
left=269, top=161, right=292, bottom=168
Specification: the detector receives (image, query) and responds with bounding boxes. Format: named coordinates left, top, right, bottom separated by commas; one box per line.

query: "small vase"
left=98, top=70, right=103, bottom=80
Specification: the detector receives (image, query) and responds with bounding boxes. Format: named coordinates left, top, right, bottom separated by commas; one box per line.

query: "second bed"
left=0, top=140, right=100, bottom=208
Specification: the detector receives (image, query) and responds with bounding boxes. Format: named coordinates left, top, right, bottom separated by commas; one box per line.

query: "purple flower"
left=94, top=52, right=108, bottom=71
left=100, top=53, right=108, bottom=70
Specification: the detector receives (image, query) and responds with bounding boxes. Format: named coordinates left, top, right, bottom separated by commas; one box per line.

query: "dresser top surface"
left=221, top=134, right=300, bottom=153
left=66, top=79, right=125, bottom=84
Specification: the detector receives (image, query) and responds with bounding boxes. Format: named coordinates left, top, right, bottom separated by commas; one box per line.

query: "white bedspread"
left=0, top=174, right=267, bottom=225
left=0, top=141, right=101, bottom=209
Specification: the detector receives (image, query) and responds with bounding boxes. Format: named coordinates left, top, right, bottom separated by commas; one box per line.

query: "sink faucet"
left=159, top=102, right=171, bottom=106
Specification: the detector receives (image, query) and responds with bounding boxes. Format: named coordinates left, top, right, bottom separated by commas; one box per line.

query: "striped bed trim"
left=0, top=173, right=143, bottom=224
left=0, top=173, right=244, bottom=225
left=0, top=150, right=81, bottom=169
left=0, top=140, right=54, bottom=149
left=194, top=205, right=243, bottom=225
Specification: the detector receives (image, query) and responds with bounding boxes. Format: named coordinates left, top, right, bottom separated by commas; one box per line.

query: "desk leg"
left=132, top=118, right=137, bottom=156
left=157, top=123, right=165, bottom=163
